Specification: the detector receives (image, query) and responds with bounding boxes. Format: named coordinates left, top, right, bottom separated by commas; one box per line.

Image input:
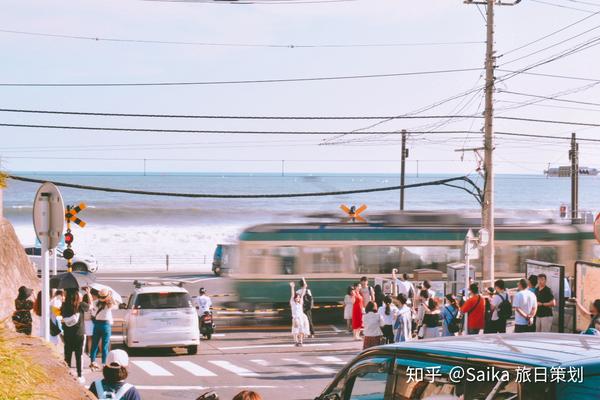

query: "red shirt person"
left=460, top=283, right=486, bottom=335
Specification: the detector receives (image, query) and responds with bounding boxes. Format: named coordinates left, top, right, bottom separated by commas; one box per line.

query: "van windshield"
left=134, top=293, right=192, bottom=309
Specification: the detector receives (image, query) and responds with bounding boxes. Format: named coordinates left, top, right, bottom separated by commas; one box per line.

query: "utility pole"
left=570, top=133, right=579, bottom=223
left=400, top=129, right=408, bottom=211
left=465, top=0, right=520, bottom=284
left=281, top=160, right=285, bottom=177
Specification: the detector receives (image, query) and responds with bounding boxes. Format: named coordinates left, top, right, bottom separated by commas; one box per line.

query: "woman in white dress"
left=290, top=279, right=310, bottom=347
left=343, top=286, right=355, bottom=333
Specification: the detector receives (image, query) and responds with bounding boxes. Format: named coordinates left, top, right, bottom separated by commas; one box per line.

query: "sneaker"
left=77, top=376, right=86, bottom=385
left=89, top=362, right=100, bottom=371
left=294, top=342, right=300, bottom=347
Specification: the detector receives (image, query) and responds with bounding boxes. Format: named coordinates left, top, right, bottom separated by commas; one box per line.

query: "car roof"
left=379, top=333, right=600, bottom=369
left=134, top=286, right=188, bottom=294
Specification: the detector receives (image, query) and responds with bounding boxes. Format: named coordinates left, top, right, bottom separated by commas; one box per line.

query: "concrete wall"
left=0, top=217, right=40, bottom=324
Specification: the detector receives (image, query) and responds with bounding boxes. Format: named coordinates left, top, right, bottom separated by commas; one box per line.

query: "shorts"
left=84, top=320, right=94, bottom=336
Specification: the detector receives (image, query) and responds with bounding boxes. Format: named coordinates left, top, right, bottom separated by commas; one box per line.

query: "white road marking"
left=131, top=361, right=173, bottom=377
left=219, top=343, right=331, bottom=350
left=136, top=385, right=302, bottom=390
left=209, top=360, right=259, bottom=377
left=250, top=359, right=300, bottom=376
left=330, top=324, right=342, bottom=333
left=318, top=356, right=346, bottom=365
left=211, top=333, right=226, bottom=337
left=249, top=359, right=270, bottom=366
left=282, top=358, right=336, bottom=374
left=171, top=361, right=217, bottom=377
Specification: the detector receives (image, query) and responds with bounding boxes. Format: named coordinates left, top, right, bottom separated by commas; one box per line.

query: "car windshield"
left=134, top=292, right=192, bottom=309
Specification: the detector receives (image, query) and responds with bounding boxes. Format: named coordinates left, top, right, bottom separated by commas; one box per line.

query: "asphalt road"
left=79, top=329, right=363, bottom=400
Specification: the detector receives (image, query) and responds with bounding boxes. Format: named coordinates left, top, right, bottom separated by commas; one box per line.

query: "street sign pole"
left=40, top=194, right=50, bottom=341
left=33, top=183, right=64, bottom=342
left=464, top=229, right=474, bottom=335
left=52, top=249, right=57, bottom=276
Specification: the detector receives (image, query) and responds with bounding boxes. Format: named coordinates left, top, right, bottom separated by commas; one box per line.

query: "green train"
left=230, top=213, right=598, bottom=308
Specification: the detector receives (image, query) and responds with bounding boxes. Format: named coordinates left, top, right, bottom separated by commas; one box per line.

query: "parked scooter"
left=200, top=311, right=215, bottom=340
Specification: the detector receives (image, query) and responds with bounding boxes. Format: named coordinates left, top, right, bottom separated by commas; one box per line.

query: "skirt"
left=344, top=306, right=353, bottom=320
left=292, top=314, right=310, bottom=335
left=84, top=320, right=94, bottom=336
left=363, top=335, right=382, bottom=350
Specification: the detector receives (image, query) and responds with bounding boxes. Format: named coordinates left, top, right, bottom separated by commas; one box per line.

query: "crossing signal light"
left=64, top=232, right=74, bottom=245
left=62, top=248, right=75, bottom=260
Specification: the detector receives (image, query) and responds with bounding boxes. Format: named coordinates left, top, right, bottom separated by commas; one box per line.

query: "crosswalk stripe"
left=282, top=358, right=336, bottom=375
left=250, top=359, right=300, bottom=376
left=249, top=359, right=270, bottom=367
left=318, top=356, right=346, bottom=365
left=209, top=360, right=259, bottom=377
left=171, top=361, right=217, bottom=377
left=131, top=361, right=173, bottom=377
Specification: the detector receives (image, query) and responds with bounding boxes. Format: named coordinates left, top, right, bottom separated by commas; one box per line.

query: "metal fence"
left=96, top=254, right=212, bottom=270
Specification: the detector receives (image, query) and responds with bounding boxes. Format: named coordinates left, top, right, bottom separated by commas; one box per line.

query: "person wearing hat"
left=12, top=286, right=34, bottom=335
left=89, top=288, right=117, bottom=371
left=89, top=349, right=141, bottom=400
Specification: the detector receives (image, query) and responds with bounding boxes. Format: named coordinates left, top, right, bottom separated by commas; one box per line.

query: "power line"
left=0, top=123, right=485, bottom=135
left=6, top=174, right=483, bottom=203
left=500, top=9, right=600, bottom=57
left=0, top=67, right=483, bottom=87
left=499, top=90, right=600, bottom=107
left=0, top=28, right=484, bottom=49
left=497, top=69, right=600, bottom=82
left=1, top=114, right=600, bottom=127
left=530, top=0, right=596, bottom=13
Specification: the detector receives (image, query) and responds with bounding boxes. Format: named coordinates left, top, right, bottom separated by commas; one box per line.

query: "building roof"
left=382, top=333, right=600, bottom=370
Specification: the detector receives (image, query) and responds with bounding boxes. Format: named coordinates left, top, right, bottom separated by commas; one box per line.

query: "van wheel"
left=72, top=262, right=88, bottom=272
left=187, top=345, right=198, bottom=355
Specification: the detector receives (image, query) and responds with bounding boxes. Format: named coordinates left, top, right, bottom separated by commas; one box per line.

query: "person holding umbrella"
left=90, top=288, right=117, bottom=371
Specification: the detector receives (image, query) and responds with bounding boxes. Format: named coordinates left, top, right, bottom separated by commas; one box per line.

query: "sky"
left=2, top=0, right=600, bottom=175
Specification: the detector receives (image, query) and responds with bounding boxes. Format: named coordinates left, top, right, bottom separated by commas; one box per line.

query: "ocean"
left=2, top=172, right=599, bottom=267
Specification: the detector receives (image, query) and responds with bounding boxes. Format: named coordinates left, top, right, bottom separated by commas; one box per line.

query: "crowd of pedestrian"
left=338, top=269, right=600, bottom=344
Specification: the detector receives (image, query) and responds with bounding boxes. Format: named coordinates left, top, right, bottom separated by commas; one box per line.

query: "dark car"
left=316, top=333, right=600, bottom=400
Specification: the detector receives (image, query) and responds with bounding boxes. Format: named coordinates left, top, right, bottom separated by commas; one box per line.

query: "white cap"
left=106, top=349, right=129, bottom=369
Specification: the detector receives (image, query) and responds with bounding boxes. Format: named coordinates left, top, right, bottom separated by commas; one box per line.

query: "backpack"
left=303, top=290, right=314, bottom=312
left=94, top=380, right=133, bottom=399
left=443, top=306, right=460, bottom=334
left=497, top=293, right=512, bottom=320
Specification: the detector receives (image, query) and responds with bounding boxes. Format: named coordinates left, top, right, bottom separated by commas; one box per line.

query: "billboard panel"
left=575, top=261, right=600, bottom=332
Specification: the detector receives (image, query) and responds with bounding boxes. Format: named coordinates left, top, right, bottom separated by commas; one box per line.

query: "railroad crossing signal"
left=340, top=204, right=367, bottom=223
left=65, top=203, right=87, bottom=227
left=64, top=203, right=87, bottom=271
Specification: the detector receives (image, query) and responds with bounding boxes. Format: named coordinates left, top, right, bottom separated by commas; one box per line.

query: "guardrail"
left=96, top=254, right=212, bottom=271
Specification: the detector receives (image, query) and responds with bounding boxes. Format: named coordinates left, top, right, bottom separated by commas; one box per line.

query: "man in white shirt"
left=513, top=279, right=537, bottom=333
left=193, top=288, right=212, bottom=316
left=489, top=279, right=509, bottom=333
left=392, top=269, right=414, bottom=306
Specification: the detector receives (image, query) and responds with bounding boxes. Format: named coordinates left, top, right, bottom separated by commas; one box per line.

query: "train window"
left=302, top=247, right=344, bottom=273
left=515, top=246, right=558, bottom=268
left=355, top=246, right=461, bottom=274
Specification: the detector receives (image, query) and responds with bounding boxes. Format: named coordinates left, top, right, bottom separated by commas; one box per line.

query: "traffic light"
left=64, top=232, right=74, bottom=245
left=62, top=248, right=75, bottom=260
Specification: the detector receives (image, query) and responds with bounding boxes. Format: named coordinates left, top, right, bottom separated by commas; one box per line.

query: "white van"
left=122, top=282, right=200, bottom=355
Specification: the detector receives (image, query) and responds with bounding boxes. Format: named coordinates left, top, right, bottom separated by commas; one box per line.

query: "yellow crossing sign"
left=340, top=204, right=367, bottom=223
left=65, top=203, right=87, bottom=227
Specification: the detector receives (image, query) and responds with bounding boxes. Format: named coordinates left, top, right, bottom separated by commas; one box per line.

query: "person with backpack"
left=441, top=294, right=460, bottom=337
left=61, top=288, right=90, bottom=384
left=89, top=349, right=141, bottom=400
left=488, top=279, right=511, bottom=333
left=460, top=283, right=485, bottom=335
left=378, top=295, right=398, bottom=344
left=296, top=279, right=315, bottom=338
left=12, top=286, right=35, bottom=335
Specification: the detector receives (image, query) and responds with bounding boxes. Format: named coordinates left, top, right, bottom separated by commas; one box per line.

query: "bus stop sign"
left=33, top=182, right=65, bottom=249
